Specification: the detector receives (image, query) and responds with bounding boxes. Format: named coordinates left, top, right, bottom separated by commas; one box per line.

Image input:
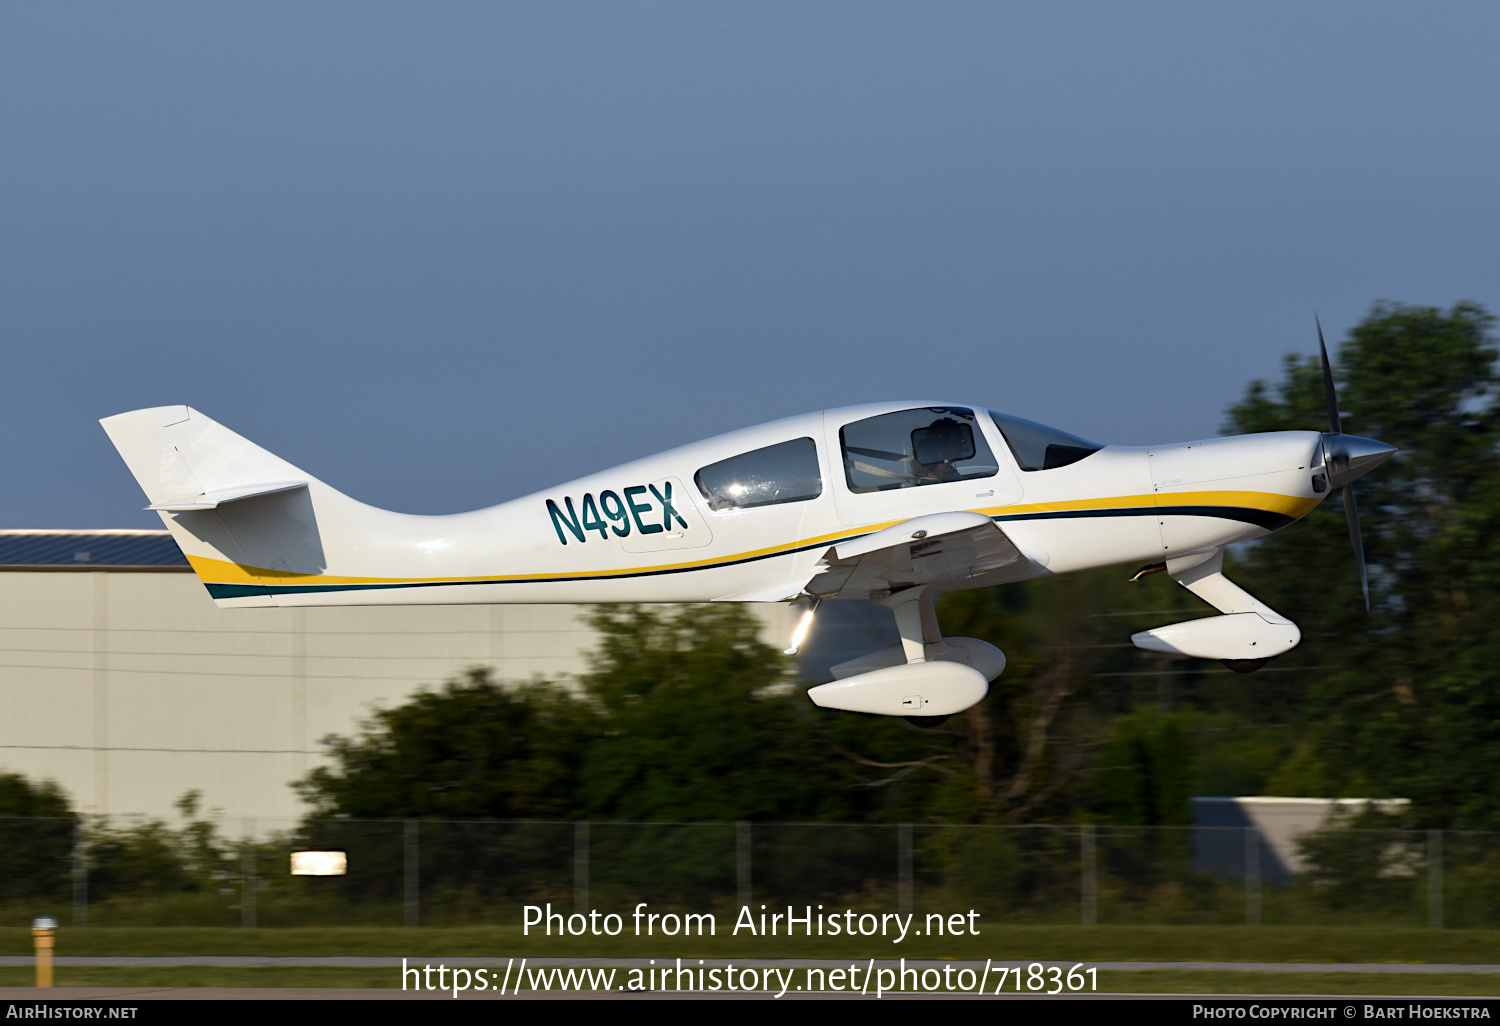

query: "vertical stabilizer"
left=100, top=406, right=329, bottom=606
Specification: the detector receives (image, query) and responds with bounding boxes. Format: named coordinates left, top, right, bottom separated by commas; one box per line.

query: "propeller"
left=1315, top=316, right=1397, bottom=612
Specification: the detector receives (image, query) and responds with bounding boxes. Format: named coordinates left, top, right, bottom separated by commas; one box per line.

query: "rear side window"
left=695, top=437, right=822, bottom=511
left=988, top=411, right=1103, bottom=471
left=840, top=406, right=999, bottom=493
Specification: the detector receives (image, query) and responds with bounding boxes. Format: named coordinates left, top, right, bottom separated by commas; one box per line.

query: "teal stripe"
left=204, top=583, right=271, bottom=600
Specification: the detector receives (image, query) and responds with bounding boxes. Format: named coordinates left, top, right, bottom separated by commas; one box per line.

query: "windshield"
left=988, top=411, right=1103, bottom=471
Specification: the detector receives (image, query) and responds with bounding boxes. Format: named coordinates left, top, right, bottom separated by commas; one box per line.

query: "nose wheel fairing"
left=1130, top=549, right=1300, bottom=665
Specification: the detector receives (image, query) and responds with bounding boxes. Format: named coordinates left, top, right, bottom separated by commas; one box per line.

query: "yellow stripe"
left=979, top=490, right=1318, bottom=519
left=977, top=492, right=1157, bottom=517
left=185, top=489, right=1319, bottom=588
left=1162, top=490, right=1320, bottom=518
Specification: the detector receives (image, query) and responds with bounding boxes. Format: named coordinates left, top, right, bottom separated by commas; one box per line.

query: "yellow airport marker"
left=32, top=917, right=56, bottom=988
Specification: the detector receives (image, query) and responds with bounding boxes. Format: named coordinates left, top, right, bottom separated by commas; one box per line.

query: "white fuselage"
left=139, top=402, right=1325, bottom=609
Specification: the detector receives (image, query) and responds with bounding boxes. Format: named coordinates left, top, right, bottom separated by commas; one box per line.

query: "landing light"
left=784, top=597, right=821, bottom=656
left=291, top=850, right=348, bottom=876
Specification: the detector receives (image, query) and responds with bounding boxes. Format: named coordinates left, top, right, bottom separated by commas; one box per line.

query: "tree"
left=298, top=606, right=852, bottom=822
left=1093, top=711, right=1195, bottom=827
left=829, top=564, right=1210, bottom=825
left=0, top=771, right=75, bottom=901
left=297, top=669, right=593, bottom=819
left=1224, top=301, right=1500, bottom=826
left=574, top=604, right=847, bottom=820
left=0, top=770, right=71, bottom=818
left=295, top=581, right=1229, bottom=827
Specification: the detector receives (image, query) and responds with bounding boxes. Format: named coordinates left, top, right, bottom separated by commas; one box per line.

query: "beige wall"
left=0, top=570, right=793, bottom=822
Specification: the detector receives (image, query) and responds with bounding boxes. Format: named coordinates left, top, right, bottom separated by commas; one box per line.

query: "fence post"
left=240, top=818, right=256, bottom=929
left=736, top=822, right=752, bottom=909
left=897, top=823, right=913, bottom=915
left=1245, top=825, right=1261, bottom=926
left=404, top=819, right=420, bottom=928
left=1428, top=829, right=1443, bottom=930
left=72, top=820, right=87, bottom=928
left=574, top=821, right=590, bottom=912
left=1081, top=823, right=1097, bottom=926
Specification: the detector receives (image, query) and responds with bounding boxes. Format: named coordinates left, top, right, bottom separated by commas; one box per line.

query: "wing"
left=813, top=511, right=1024, bottom=600
left=711, top=511, right=1026, bottom=604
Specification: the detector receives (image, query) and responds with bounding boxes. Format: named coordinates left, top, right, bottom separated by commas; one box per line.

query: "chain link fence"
left=2, top=816, right=1492, bottom=928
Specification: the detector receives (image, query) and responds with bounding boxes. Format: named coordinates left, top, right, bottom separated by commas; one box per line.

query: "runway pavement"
left=1, top=985, right=1497, bottom=1001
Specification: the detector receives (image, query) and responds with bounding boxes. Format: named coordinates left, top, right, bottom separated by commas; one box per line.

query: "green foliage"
left=1095, top=712, right=1195, bottom=826
left=574, top=605, right=842, bottom=820
left=1292, top=807, right=1426, bottom=919
left=0, top=776, right=254, bottom=919
left=293, top=570, right=1300, bottom=828
left=1225, top=301, right=1500, bottom=826
left=88, top=822, right=195, bottom=897
left=1190, top=714, right=1288, bottom=796
left=295, top=595, right=1152, bottom=826
left=1260, top=741, right=1334, bottom=798
left=85, top=791, right=238, bottom=903
left=296, top=670, right=594, bottom=819
left=299, top=606, right=853, bottom=823
left=0, top=771, right=72, bottom=818
left=0, top=770, right=74, bottom=902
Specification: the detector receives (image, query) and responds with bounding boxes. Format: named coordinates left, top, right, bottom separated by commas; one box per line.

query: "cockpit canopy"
left=690, top=405, right=1106, bottom=515
left=840, top=406, right=1000, bottom=493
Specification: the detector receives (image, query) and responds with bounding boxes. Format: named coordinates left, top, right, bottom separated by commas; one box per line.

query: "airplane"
left=101, top=329, right=1394, bottom=726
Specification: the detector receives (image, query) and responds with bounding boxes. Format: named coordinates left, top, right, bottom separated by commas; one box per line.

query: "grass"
left=1099, top=972, right=1500, bottom=997
left=4, top=924, right=1500, bottom=963
left=1, top=966, right=1498, bottom=996
left=0, top=967, right=390, bottom=989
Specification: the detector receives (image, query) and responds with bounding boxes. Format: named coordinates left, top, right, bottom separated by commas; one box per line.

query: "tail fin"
left=101, top=406, right=330, bottom=606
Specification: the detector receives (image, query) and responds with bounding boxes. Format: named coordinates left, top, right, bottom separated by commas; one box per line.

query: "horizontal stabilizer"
left=146, top=481, right=308, bottom=512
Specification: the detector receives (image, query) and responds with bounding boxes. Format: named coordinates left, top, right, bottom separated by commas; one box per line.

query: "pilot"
left=911, top=418, right=968, bottom=483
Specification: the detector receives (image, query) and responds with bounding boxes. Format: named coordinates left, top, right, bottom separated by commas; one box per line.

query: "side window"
left=840, top=407, right=999, bottom=494
left=695, top=437, right=822, bottom=511
left=987, top=411, right=1103, bottom=471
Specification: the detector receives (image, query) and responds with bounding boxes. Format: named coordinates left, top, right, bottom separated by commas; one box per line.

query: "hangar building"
left=0, top=529, right=800, bottom=823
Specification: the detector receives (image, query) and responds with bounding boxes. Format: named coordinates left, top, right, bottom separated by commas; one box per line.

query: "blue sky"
left=4, top=3, right=1497, bottom=526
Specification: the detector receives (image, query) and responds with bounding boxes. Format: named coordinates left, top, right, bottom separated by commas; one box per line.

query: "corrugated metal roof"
left=0, top=530, right=188, bottom=568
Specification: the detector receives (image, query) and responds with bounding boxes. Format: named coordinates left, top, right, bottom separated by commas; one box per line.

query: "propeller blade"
left=1317, top=315, right=1342, bottom=436
left=1341, top=483, right=1370, bottom=613
left=1314, top=318, right=1383, bottom=612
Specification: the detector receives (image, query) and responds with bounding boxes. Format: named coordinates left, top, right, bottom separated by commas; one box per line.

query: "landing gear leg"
left=878, top=587, right=953, bottom=726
